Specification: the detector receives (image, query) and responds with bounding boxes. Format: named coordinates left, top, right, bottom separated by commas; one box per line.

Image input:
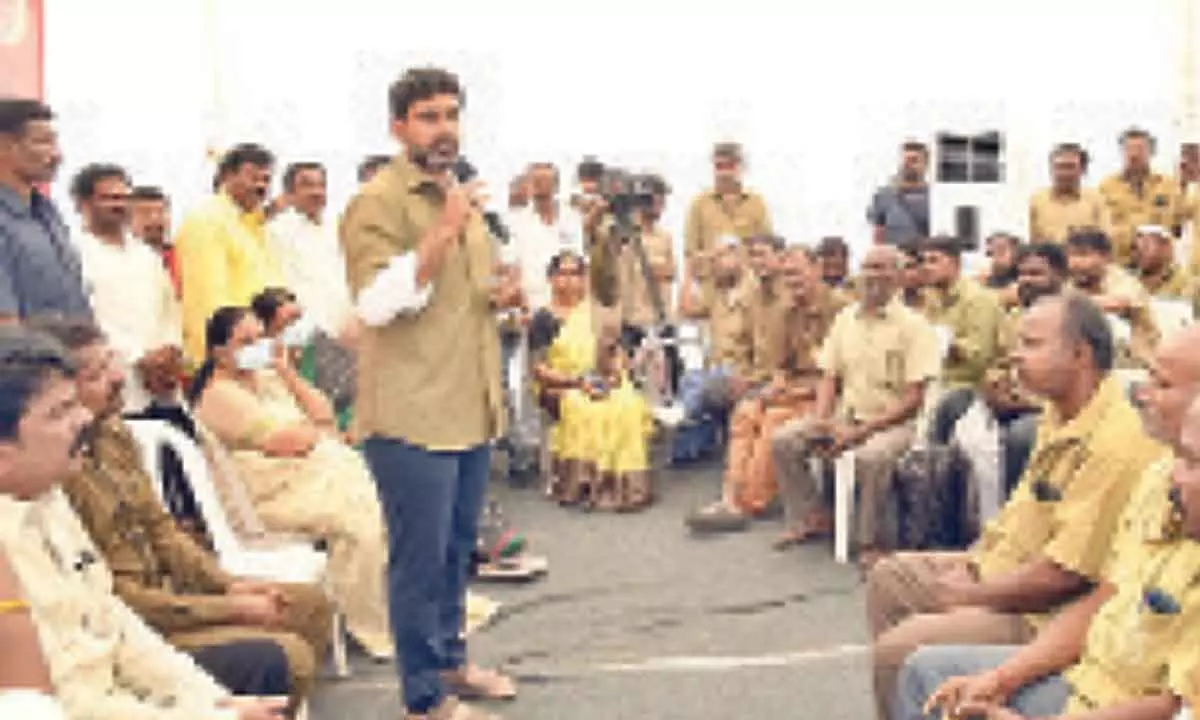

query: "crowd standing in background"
left=6, top=60, right=1200, bottom=720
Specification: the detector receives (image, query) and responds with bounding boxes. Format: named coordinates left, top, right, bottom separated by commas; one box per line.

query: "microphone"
left=452, top=157, right=510, bottom=243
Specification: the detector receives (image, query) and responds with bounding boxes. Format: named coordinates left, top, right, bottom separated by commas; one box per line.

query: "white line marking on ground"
left=593, top=643, right=869, bottom=674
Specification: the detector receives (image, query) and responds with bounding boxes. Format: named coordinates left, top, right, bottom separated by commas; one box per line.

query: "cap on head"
left=713, top=142, right=743, bottom=163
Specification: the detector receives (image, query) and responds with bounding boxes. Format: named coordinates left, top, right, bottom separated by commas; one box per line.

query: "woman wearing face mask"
left=186, top=305, right=394, bottom=660
left=250, top=288, right=356, bottom=434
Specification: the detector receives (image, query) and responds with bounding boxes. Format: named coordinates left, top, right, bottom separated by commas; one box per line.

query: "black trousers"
left=930, top=388, right=1039, bottom=494
left=188, top=639, right=291, bottom=697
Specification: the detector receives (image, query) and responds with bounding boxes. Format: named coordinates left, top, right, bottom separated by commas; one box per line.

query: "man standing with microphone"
left=340, top=67, right=521, bottom=720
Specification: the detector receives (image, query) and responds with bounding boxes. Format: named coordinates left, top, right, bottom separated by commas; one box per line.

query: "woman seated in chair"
left=188, top=306, right=393, bottom=660
left=0, top=549, right=62, bottom=719
left=530, top=250, right=655, bottom=511
left=250, top=287, right=357, bottom=435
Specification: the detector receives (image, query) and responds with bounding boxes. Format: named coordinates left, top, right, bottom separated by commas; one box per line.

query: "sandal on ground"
left=441, top=666, right=518, bottom=701
left=685, top=502, right=749, bottom=533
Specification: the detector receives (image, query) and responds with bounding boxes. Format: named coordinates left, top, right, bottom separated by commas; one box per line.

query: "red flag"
left=0, top=0, right=44, bottom=99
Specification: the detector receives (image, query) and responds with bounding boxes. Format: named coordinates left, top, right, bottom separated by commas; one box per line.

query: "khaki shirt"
left=706, top=279, right=753, bottom=376
left=817, top=298, right=941, bottom=422
left=1073, top=265, right=1160, bottom=367
left=0, top=490, right=232, bottom=720
left=745, top=277, right=791, bottom=384
left=922, top=277, right=1005, bottom=388
left=340, top=155, right=504, bottom=450
left=683, top=189, right=772, bottom=259
left=1097, top=172, right=1187, bottom=266
left=774, top=287, right=848, bottom=394
left=61, top=418, right=237, bottom=634
left=1064, top=458, right=1200, bottom=712
left=1027, top=187, right=1110, bottom=245
left=619, top=225, right=676, bottom=327
left=971, top=376, right=1167, bottom=628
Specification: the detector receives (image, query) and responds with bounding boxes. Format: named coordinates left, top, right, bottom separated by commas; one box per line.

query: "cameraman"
left=619, top=174, right=677, bottom=349
left=579, top=165, right=625, bottom=309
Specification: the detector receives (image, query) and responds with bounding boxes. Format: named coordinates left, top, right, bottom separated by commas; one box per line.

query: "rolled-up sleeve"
left=340, top=192, right=433, bottom=327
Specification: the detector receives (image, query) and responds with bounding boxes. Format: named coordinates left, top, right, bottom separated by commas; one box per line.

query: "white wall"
left=43, top=0, right=1192, bottom=264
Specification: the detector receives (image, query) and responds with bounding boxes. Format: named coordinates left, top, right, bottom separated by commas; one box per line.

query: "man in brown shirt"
left=687, top=243, right=845, bottom=531
left=37, top=321, right=331, bottom=711
left=683, top=142, right=772, bottom=311
left=816, top=235, right=857, bottom=302
left=619, top=175, right=676, bottom=338
left=1028, top=143, right=1109, bottom=245
left=1098, top=128, right=1188, bottom=267
left=339, top=68, right=520, bottom=720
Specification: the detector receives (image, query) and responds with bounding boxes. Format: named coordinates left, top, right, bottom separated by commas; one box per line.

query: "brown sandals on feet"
left=441, top=666, right=518, bottom=701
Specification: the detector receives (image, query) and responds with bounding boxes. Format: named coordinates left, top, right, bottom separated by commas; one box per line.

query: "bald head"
left=1136, top=324, right=1200, bottom=446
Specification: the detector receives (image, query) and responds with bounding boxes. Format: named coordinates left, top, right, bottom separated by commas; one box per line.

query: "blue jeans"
left=895, top=645, right=1070, bottom=720
left=362, top=437, right=492, bottom=714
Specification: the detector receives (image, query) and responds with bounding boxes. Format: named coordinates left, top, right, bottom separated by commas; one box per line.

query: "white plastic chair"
left=123, top=418, right=350, bottom=678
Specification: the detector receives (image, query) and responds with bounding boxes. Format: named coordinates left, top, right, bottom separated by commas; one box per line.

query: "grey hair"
left=1045, top=293, right=1114, bottom=372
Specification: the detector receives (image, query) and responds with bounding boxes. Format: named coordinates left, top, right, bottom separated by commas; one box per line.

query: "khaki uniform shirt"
left=745, top=277, right=791, bottom=384
left=706, top=278, right=753, bottom=376
left=340, top=156, right=504, bottom=450
left=922, top=277, right=1005, bottom=389
left=773, top=288, right=848, bottom=396
left=1064, top=458, right=1200, bottom=712
left=0, top=490, right=234, bottom=720
left=817, top=297, right=942, bottom=422
left=1098, top=171, right=1187, bottom=266
left=971, top=376, right=1167, bottom=628
left=1028, top=187, right=1110, bottom=245
left=1073, top=265, right=1161, bottom=368
left=683, top=189, right=772, bottom=260
left=683, top=189, right=771, bottom=313
left=60, top=418, right=237, bottom=634
left=619, top=225, right=676, bottom=327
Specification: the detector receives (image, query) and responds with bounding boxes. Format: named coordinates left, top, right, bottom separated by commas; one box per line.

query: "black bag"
left=894, top=443, right=978, bottom=550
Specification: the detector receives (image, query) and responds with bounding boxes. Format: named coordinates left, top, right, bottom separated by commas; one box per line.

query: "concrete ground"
left=309, top=461, right=875, bottom=719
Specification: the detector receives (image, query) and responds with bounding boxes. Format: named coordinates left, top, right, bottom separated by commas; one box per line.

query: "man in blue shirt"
left=0, top=99, right=92, bottom=322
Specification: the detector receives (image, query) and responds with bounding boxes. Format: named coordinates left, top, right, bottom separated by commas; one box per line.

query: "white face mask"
left=280, top=314, right=316, bottom=348
left=233, top=338, right=274, bottom=372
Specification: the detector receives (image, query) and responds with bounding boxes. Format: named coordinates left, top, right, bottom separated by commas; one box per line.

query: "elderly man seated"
left=0, top=325, right=289, bottom=719
left=894, top=325, right=1200, bottom=720
left=866, top=294, right=1167, bottom=720
left=32, top=318, right=333, bottom=712
left=770, top=245, right=940, bottom=556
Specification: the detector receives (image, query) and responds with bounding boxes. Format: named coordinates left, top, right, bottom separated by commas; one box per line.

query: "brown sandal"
left=441, top=665, right=517, bottom=701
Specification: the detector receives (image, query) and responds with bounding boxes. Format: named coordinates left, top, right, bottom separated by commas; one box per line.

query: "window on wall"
left=935, top=131, right=1004, bottom=184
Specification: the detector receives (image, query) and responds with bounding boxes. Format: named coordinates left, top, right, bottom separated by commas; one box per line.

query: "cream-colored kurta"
left=195, top=371, right=391, bottom=657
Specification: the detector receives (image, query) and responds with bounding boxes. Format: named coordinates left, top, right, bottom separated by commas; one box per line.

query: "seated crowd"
left=6, top=87, right=1200, bottom=720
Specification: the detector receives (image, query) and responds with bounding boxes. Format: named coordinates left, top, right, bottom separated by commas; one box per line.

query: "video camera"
left=599, top=168, right=662, bottom=234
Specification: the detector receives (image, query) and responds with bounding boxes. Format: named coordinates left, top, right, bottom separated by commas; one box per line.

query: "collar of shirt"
left=708, top=186, right=749, bottom=201
left=1038, top=375, right=1124, bottom=446
left=272, top=206, right=323, bottom=232
left=1140, top=263, right=1180, bottom=289
left=215, top=190, right=266, bottom=231
left=0, top=183, right=56, bottom=221
left=857, top=295, right=902, bottom=319
left=1049, top=185, right=1083, bottom=201
left=390, top=154, right=443, bottom=194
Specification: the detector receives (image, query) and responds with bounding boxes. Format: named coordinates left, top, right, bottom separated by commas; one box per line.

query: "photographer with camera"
left=619, top=174, right=676, bottom=347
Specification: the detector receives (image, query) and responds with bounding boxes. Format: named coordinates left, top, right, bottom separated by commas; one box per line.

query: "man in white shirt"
left=507, top=162, right=584, bottom=310
left=0, top=325, right=287, bottom=720
left=70, top=164, right=182, bottom=414
left=266, top=162, right=357, bottom=343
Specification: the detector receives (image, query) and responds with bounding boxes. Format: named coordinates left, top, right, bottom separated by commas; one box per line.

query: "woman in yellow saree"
left=188, top=306, right=393, bottom=660
left=529, top=251, right=655, bottom=511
